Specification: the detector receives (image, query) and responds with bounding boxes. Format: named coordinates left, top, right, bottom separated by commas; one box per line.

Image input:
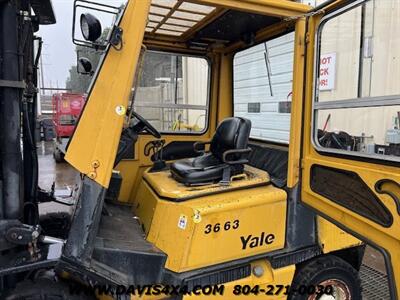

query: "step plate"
left=92, top=203, right=167, bottom=285
left=361, top=264, right=391, bottom=300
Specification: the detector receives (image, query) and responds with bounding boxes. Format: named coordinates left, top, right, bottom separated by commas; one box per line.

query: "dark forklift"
left=0, top=1, right=90, bottom=298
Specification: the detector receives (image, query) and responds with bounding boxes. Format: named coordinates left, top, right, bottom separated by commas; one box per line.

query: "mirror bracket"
left=72, top=0, right=123, bottom=50
left=110, top=26, right=123, bottom=50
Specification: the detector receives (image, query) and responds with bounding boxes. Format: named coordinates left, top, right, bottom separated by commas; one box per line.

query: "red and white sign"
left=319, top=53, right=336, bottom=91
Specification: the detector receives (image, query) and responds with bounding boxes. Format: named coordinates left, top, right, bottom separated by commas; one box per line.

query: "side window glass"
left=314, top=0, right=400, bottom=161
left=133, top=51, right=209, bottom=133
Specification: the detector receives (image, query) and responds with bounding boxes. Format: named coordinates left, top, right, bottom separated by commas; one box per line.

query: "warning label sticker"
left=178, top=215, right=188, bottom=230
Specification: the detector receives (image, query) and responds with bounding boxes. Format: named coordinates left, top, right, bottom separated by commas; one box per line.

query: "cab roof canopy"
left=144, top=0, right=310, bottom=53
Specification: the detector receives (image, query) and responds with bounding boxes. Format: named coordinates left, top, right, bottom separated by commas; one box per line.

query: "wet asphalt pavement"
left=38, top=141, right=78, bottom=215
left=37, top=141, right=78, bottom=189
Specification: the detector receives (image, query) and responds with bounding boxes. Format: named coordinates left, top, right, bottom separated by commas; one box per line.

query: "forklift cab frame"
left=63, top=0, right=400, bottom=298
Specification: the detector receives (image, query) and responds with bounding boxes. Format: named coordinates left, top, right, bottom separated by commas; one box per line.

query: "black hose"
left=20, top=16, right=40, bottom=225
left=22, top=101, right=39, bottom=224
left=34, top=37, right=43, bottom=69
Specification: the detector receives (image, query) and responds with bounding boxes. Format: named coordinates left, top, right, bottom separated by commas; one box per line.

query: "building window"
left=248, top=103, right=261, bottom=113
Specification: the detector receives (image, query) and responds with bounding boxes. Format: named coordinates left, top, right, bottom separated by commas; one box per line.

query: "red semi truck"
left=52, top=93, right=86, bottom=162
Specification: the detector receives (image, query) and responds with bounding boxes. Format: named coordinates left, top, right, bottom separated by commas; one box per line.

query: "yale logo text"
left=240, top=232, right=275, bottom=250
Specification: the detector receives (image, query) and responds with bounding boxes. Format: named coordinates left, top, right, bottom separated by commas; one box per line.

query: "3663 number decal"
left=204, top=220, right=239, bottom=234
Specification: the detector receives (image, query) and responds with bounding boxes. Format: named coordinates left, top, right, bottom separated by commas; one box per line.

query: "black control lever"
left=144, top=140, right=167, bottom=172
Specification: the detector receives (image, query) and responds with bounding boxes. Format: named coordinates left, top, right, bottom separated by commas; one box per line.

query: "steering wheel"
left=131, top=111, right=161, bottom=139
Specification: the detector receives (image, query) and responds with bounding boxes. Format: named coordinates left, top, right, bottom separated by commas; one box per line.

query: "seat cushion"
left=171, top=153, right=245, bottom=185
left=210, top=117, right=251, bottom=161
left=170, top=154, right=226, bottom=185
left=170, top=117, right=251, bottom=185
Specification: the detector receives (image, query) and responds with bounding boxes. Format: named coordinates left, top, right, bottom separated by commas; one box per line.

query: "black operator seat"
left=170, top=117, right=252, bottom=185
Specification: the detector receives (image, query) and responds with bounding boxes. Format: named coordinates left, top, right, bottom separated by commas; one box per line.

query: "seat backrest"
left=210, top=117, right=251, bottom=161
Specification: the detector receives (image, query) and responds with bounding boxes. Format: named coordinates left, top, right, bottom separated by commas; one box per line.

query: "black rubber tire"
left=39, top=211, right=71, bottom=239
left=3, top=278, right=96, bottom=300
left=288, top=255, right=362, bottom=300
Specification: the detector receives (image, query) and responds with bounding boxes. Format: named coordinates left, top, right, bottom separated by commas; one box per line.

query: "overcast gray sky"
left=38, top=0, right=125, bottom=90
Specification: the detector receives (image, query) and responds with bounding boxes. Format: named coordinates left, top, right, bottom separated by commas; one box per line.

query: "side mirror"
left=78, top=57, right=93, bottom=75
left=72, top=1, right=124, bottom=50
left=80, top=13, right=102, bottom=42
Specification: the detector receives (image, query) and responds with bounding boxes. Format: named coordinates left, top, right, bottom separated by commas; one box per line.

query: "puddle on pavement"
left=38, top=141, right=78, bottom=214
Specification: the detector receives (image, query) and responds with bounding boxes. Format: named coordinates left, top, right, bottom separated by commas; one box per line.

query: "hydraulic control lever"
left=144, top=139, right=167, bottom=172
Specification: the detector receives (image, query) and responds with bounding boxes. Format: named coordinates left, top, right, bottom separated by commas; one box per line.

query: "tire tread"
left=289, top=255, right=361, bottom=300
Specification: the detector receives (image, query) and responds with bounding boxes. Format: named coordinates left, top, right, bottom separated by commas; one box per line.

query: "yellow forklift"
left=62, top=0, right=400, bottom=298
left=2, top=0, right=400, bottom=299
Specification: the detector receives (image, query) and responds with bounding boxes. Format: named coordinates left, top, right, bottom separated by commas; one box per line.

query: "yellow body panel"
left=217, top=54, right=234, bottom=121
left=65, top=0, right=151, bottom=188
left=317, top=217, right=362, bottom=253
left=286, top=19, right=306, bottom=188
left=97, top=296, right=113, bottom=300
left=187, top=0, right=309, bottom=17
left=143, top=165, right=269, bottom=200
left=134, top=171, right=287, bottom=272
left=134, top=177, right=159, bottom=235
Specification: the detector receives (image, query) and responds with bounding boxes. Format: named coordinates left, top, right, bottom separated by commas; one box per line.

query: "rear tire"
left=288, top=255, right=361, bottom=300
left=3, top=278, right=95, bottom=300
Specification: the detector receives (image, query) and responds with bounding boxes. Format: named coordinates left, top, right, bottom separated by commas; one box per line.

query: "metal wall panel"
left=234, top=32, right=295, bottom=143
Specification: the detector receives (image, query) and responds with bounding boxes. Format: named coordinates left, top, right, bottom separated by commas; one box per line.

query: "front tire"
left=288, top=255, right=361, bottom=300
